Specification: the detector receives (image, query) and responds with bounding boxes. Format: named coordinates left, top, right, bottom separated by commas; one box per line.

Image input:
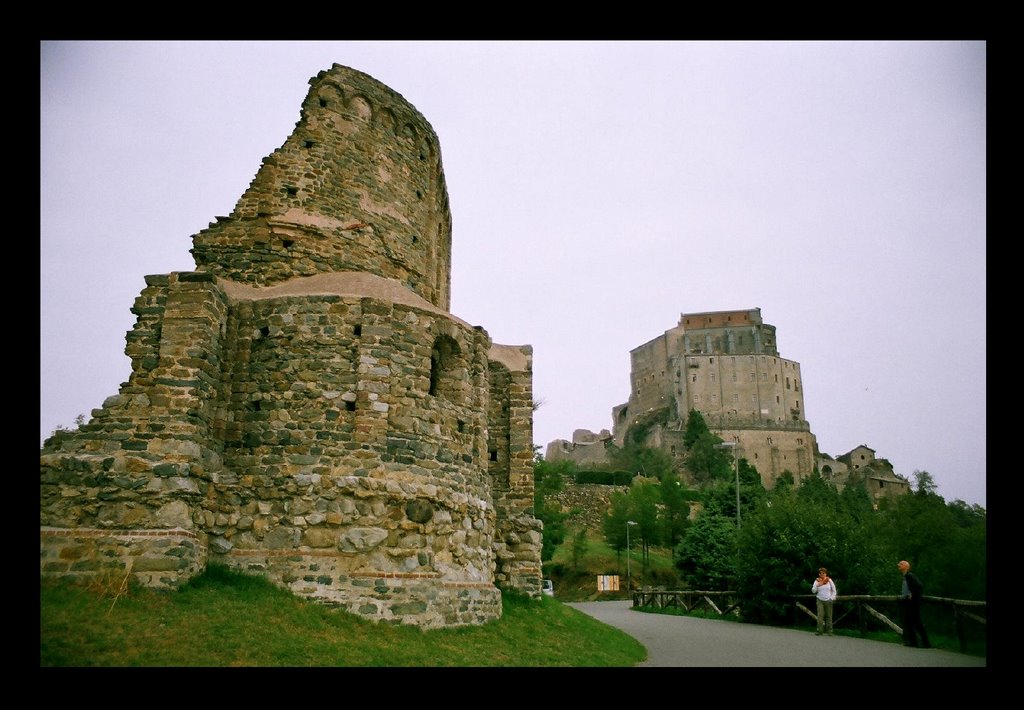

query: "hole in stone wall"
left=285, top=186, right=298, bottom=197
left=489, top=449, right=498, bottom=462
left=354, top=324, right=362, bottom=336
left=283, top=239, right=294, bottom=249
left=319, top=98, right=328, bottom=107
left=260, top=326, right=270, bottom=337
left=429, top=335, right=461, bottom=398
left=457, top=419, right=465, bottom=433
left=303, top=139, right=316, bottom=148
left=416, top=190, right=422, bottom=199
left=345, top=400, right=356, bottom=412
left=412, top=235, right=418, bottom=244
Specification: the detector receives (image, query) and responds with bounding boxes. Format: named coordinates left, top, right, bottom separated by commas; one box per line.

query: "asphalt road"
left=567, top=600, right=986, bottom=668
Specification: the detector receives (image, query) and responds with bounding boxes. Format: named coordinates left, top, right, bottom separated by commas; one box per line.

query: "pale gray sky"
left=40, top=40, right=986, bottom=507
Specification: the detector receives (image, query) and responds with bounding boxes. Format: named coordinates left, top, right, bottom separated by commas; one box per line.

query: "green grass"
left=546, top=529, right=682, bottom=601
left=40, top=565, right=647, bottom=667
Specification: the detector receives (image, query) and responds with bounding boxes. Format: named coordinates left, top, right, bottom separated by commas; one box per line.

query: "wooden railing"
left=632, top=590, right=986, bottom=653
left=632, top=590, right=741, bottom=618
left=792, top=594, right=986, bottom=653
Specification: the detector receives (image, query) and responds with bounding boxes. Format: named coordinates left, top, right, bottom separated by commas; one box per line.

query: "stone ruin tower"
left=40, top=64, right=542, bottom=628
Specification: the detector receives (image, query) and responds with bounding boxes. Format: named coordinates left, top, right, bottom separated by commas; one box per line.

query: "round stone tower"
left=191, top=64, right=453, bottom=310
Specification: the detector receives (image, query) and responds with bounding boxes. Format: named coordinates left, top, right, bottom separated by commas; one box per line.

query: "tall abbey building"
left=550, top=308, right=816, bottom=488
left=616, top=308, right=815, bottom=485
left=549, top=307, right=910, bottom=500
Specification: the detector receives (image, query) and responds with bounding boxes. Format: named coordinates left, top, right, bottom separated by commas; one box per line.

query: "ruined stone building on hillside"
left=546, top=308, right=909, bottom=502
left=40, top=64, right=542, bottom=628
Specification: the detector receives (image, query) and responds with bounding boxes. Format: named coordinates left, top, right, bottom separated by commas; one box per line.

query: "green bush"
left=575, top=470, right=635, bottom=486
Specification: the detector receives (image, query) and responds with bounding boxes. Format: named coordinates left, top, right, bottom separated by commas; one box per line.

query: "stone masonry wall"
left=41, top=64, right=540, bottom=628
left=488, top=347, right=543, bottom=597
left=40, top=271, right=229, bottom=587
left=41, top=270, right=537, bottom=627
left=191, top=64, right=452, bottom=310
left=201, top=282, right=504, bottom=626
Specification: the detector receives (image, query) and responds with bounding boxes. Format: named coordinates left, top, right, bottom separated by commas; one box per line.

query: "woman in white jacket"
left=811, top=567, right=837, bottom=635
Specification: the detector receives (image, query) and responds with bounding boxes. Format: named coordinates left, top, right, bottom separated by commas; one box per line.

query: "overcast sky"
left=40, top=41, right=986, bottom=507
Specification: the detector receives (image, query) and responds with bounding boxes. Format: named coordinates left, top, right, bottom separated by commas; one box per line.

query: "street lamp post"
left=626, top=520, right=638, bottom=592
left=715, top=441, right=741, bottom=529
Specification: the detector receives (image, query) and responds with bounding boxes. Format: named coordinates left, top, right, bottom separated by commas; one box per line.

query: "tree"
left=735, top=483, right=891, bottom=625
left=534, top=456, right=574, bottom=495
left=623, top=406, right=672, bottom=448
left=737, top=458, right=761, bottom=486
left=876, top=490, right=986, bottom=601
left=912, top=470, right=938, bottom=496
left=608, top=444, right=673, bottom=481
left=534, top=455, right=570, bottom=561
left=630, top=478, right=661, bottom=579
left=570, top=527, right=589, bottom=573
left=603, top=485, right=661, bottom=585
left=935, top=500, right=987, bottom=601
left=674, top=512, right=738, bottom=590
left=685, top=432, right=732, bottom=484
left=659, top=472, right=691, bottom=547
left=774, top=470, right=795, bottom=492
left=795, top=470, right=837, bottom=506
left=682, top=409, right=710, bottom=449
left=602, top=491, right=632, bottom=572
left=698, top=477, right=768, bottom=524
left=838, top=475, right=875, bottom=522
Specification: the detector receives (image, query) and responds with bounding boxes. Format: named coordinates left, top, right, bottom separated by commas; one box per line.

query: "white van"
left=541, top=579, right=554, bottom=597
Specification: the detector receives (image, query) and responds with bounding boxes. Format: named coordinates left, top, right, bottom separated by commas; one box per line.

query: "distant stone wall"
left=545, top=438, right=613, bottom=467
left=550, top=483, right=628, bottom=532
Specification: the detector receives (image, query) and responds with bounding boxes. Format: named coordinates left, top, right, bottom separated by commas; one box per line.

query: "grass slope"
left=546, top=529, right=682, bottom=602
left=40, top=565, right=646, bottom=667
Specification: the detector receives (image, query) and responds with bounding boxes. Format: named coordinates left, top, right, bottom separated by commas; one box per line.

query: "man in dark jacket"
left=898, top=560, right=931, bottom=648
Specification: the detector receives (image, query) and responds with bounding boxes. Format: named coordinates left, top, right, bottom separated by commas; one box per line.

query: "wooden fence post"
left=955, top=606, right=967, bottom=654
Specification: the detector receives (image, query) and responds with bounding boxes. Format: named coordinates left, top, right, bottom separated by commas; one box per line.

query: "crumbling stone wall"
left=488, top=346, right=542, bottom=595
left=41, top=64, right=541, bottom=628
left=41, top=271, right=229, bottom=588
left=192, top=65, right=452, bottom=310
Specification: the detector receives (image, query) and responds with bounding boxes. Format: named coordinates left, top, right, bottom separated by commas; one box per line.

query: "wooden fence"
left=632, top=590, right=986, bottom=653
left=632, top=590, right=741, bottom=617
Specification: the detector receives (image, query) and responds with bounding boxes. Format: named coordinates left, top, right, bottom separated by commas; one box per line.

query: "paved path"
left=568, top=600, right=986, bottom=667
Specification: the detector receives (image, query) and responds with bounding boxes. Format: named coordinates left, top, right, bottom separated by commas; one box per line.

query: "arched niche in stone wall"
left=315, top=83, right=344, bottom=110
left=429, top=334, right=462, bottom=401
left=379, top=108, right=397, bottom=135
left=348, top=94, right=373, bottom=121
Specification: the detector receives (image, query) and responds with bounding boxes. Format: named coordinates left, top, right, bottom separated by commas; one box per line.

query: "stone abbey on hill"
left=546, top=308, right=910, bottom=503
left=40, top=65, right=542, bottom=628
